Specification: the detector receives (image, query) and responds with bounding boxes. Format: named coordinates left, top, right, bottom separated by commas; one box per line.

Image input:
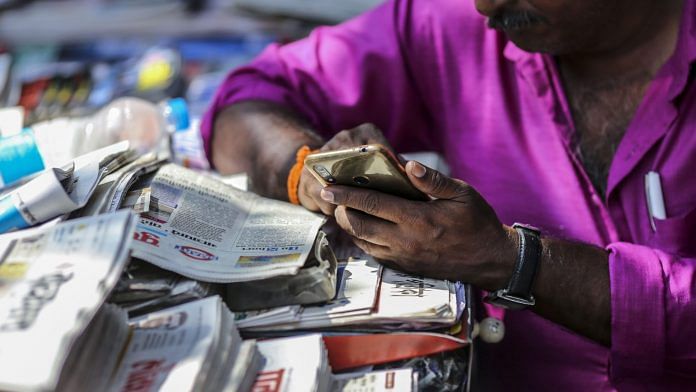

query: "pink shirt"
left=202, top=0, right=696, bottom=389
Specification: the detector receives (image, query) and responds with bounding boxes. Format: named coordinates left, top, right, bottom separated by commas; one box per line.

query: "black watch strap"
left=485, top=223, right=542, bottom=310
left=506, top=224, right=542, bottom=299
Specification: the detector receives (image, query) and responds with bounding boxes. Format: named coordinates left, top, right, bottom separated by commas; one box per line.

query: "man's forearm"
left=211, top=101, right=324, bottom=200
left=531, top=237, right=611, bottom=346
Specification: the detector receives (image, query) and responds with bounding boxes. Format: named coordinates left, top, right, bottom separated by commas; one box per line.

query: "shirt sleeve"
left=607, top=242, right=696, bottom=381
left=200, top=0, right=436, bottom=166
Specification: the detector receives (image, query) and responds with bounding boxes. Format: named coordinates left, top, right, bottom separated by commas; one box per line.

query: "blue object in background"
left=0, top=194, right=28, bottom=233
left=0, top=131, right=45, bottom=188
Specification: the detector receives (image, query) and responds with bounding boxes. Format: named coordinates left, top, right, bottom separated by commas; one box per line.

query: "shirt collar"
left=663, top=0, right=696, bottom=101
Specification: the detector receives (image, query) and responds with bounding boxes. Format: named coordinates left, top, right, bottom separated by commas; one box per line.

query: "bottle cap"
left=166, top=98, right=190, bottom=132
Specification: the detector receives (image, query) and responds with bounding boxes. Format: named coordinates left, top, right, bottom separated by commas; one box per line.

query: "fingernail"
left=320, top=189, right=334, bottom=202
left=410, top=161, right=426, bottom=178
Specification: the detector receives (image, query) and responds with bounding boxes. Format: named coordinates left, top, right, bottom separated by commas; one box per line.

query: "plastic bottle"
left=0, top=97, right=189, bottom=188
left=76, top=97, right=189, bottom=156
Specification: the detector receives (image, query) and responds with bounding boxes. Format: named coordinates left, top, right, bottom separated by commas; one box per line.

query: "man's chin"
left=505, top=32, right=561, bottom=55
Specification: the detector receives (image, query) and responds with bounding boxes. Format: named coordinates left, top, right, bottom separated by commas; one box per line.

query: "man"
left=202, top=0, right=696, bottom=389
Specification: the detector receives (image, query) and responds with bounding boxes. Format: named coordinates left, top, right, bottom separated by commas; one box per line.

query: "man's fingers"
left=405, top=161, right=471, bottom=201
left=334, top=206, right=395, bottom=246
left=298, top=170, right=336, bottom=215
left=320, top=123, right=391, bottom=152
left=351, top=237, right=391, bottom=260
left=320, top=186, right=415, bottom=222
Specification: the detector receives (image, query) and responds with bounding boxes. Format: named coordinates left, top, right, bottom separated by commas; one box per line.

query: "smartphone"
left=304, top=144, right=428, bottom=201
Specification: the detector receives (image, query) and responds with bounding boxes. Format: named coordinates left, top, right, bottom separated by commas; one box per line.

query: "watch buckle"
left=485, top=289, right=536, bottom=310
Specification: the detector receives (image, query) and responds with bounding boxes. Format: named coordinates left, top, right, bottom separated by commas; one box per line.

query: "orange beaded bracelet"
left=287, top=145, right=317, bottom=205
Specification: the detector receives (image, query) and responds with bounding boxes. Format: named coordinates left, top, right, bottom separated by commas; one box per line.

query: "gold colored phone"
left=304, top=144, right=428, bottom=201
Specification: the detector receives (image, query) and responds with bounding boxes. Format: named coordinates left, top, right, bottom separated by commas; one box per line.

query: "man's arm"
left=533, top=238, right=610, bottom=346
left=201, top=0, right=434, bottom=195
left=211, top=100, right=322, bottom=200
left=212, top=101, right=393, bottom=214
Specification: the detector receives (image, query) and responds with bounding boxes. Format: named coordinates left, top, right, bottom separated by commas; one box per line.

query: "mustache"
left=488, top=10, right=547, bottom=30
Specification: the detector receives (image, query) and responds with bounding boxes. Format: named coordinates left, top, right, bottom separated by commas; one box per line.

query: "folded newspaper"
left=109, top=296, right=261, bottom=392
left=0, top=141, right=134, bottom=233
left=130, top=164, right=327, bottom=283
left=253, top=334, right=332, bottom=392
left=0, top=211, right=136, bottom=391
left=225, top=229, right=338, bottom=311
left=237, top=257, right=463, bottom=332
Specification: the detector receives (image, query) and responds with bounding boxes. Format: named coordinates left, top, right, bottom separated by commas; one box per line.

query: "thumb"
left=406, top=161, right=469, bottom=201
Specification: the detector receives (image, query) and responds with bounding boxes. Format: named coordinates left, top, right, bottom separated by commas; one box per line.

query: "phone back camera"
left=352, top=176, right=370, bottom=185
left=313, top=165, right=336, bottom=183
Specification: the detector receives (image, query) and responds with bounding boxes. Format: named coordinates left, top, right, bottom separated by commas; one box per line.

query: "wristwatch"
left=484, top=223, right=542, bottom=310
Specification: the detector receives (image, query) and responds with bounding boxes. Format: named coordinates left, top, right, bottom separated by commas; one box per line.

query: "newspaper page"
left=0, top=210, right=136, bottom=392
left=254, top=334, right=331, bottom=392
left=0, top=141, right=131, bottom=233
left=297, top=258, right=381, bottom=322
left=130, top=164, right=326, bottom=283
left=331, top=368, right=417, bottom=392
left=374, top=268, right=457, bottom=325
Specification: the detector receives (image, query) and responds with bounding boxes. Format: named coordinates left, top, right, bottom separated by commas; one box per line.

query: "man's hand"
left=319, top=160, right=518, bottom=290
left=297, top=123, right=391, bottom=215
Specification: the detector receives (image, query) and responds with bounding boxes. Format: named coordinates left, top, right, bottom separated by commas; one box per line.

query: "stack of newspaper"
left=253, top=334, right=332, bottom=392
left=236, top=257, right=463, bottom=332
left=110, top=295, right=261, bottom=392
left=0, top=211, right=136, bottom=391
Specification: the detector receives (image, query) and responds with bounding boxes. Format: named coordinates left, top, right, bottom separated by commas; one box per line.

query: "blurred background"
left=0, top=0, right=381, bottom=167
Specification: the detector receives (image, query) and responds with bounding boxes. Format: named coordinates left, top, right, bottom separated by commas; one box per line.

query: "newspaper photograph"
left=130, top=164, right=327, bottom=283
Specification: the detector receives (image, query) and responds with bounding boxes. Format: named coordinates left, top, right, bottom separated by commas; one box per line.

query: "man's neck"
left=559, top=0, right=684, bottom=82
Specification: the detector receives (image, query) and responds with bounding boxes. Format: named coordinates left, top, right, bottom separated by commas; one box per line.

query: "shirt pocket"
left=653, top=207, right=696, bottom=257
